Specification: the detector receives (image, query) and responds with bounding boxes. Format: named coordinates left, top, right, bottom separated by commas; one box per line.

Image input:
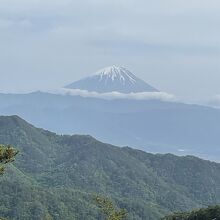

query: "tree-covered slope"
left=162, top=205, right=220, bottom=220
left=1, top=92, right=220, bottom=161
left=0, top=116, right=220, bottom=219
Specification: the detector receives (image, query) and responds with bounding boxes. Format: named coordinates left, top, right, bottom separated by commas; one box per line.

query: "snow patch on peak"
left=93, top=65, right=137, bottom=84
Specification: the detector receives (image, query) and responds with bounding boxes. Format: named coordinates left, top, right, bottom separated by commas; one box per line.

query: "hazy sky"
left=0, top=0, right=220, bottom=102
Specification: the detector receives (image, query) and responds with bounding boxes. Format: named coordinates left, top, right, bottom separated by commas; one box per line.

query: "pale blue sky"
left=0, top=0, right=220, bottom=102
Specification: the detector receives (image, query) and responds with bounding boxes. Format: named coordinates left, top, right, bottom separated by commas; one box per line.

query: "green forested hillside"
left=162, top=205, right=220, bottom=220
left=0, top=115, right=220, bottom=219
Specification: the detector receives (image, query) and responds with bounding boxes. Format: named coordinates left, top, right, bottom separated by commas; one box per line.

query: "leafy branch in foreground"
left=95, top=196, right=127, bottom=220
left=0, top=145, right=19, bottom=174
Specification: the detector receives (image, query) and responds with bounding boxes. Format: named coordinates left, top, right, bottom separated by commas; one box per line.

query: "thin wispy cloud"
left=48, top=88, right=177, bottom=102
left=203, top=95, right=220, bottom=108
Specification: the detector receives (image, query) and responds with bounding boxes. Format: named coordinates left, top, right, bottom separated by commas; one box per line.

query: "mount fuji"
left=2, top=66, right=220, bottom=161
left=65, top=65, right=158, bottom=93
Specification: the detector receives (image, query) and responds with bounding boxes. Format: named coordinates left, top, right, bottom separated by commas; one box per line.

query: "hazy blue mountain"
left=1, top=115, right=220, bottom=219
left=65, top=66, right=158, bottom=93
left=0, top=92, right=220, bottom=161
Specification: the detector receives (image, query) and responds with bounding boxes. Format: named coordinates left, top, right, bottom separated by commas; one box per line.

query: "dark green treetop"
left=95, top=196, right=127, bottom=220
left=162, top=205, right=220, bottom=220
left=0, top=145, right=18, bottom=174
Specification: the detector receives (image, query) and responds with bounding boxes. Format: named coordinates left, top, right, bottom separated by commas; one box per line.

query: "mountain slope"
left=163, top=205, right=220, bottom=220
left=1, top=116, right=220, bottom=219
left=0, top=92, right=220, bottom=160
left=65, top=66, right=158, bottom=93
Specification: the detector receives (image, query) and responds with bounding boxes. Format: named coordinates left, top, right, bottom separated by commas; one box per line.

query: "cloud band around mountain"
left=48, top=88, right=177, bottom=102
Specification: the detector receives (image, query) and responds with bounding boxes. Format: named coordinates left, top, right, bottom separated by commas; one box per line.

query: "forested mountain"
left=163, top=205, right=220, bottom=220
left=1, top=92, right=220, bottom=161
left=0, top=115, right=220, bottom=219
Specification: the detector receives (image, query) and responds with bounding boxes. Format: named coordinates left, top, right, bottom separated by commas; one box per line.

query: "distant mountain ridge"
left=1, top=92, right=220, bottom=161
left=65, top=66, right=158, bottom=93
left=1, top=115, right=220, bottom=219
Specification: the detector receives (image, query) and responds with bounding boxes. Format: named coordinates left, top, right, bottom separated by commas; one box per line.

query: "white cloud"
left=204, top=95, right=220, bottom=107
left=0, top=0, right=220, bottom=101
left=47, top=88, right=177, bottom=102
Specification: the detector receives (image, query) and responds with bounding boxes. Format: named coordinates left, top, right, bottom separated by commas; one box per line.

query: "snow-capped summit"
left=93, top=65, right=137, bottom=84
left=65, top=66, right=158, bottom=93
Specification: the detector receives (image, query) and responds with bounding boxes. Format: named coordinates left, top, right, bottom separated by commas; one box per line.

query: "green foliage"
left=43, top=213, right=53, bottom=220
left=0, top=144, right=18, bottom=220
left=162, top=205, right=220, bottom=220
left=0, top=145, right=18, bottom=174
left=1, top=116, right=220, bottom=219
left=95, top=196, right=127, bottom=220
